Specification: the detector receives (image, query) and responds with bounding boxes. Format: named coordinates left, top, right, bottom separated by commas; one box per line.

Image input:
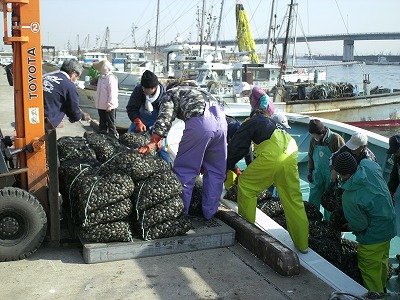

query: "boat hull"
left=284, top=92, right=400, bottom=125
left=78, top=87, right=132, bottom=129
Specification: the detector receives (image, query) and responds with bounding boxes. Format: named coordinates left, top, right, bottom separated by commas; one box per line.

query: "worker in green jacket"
left=334, top=152, right=396, bottom=294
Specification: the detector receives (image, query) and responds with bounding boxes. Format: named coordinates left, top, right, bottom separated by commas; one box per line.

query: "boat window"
left=253, top=69, right=271, bottom=81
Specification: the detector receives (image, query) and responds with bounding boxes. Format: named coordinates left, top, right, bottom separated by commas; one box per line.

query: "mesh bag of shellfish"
left=99, top=150, right=165, bottom=182
left=134, top=196, right=184, bottom=230
left=223, top=184, right=238, bottom=201
left=141, top=215, right=192, bottom=241
left=329, top=208, right=348, bottom=231
left=119, top=131, right=156, bottom=154
left=71, top=173, right=135, bottom=225
left=308, top=220, right=342, bottom=264
left=188, top=182, right=203, bottom=216
left=58, top=158, right=101, bottom=218
left=85, top=132, right=122, bottom=163
left=257, top=197, right=284, bottom=217
left=57, top=136, right=97, bottom=162
left=224, top=184, right=273, bottom=203
left=303, top=201, right=323, bottom=222
left=133, top=170, right=182, bottom=211
left=80, top=198, right=133, bottom=228
left=80, top=220, right=134, bottom=243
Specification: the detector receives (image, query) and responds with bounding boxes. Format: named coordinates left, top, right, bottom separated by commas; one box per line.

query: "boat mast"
left=199, top=0, right=206, bottom=58
left=214, top=0, right=224, bottom=62
left=265, top=0, right=276, bottom=64
left=153, top=0, right=160, bottom=73
left=277, top=0, right=294, bottom=86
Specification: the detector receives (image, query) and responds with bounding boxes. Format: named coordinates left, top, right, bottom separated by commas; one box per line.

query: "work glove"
left=134, top=118, right=147, bottom=133
left=80, top=110, right=91, bottom=121
left=233, top=167, right=242, bottom=184
left=307, top=169, right=313, bottom=183
left=138, top=133, right=162, bottom=154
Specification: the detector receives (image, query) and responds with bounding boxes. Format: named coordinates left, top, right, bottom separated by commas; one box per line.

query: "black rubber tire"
left=0, top=187, right=47, bottom=261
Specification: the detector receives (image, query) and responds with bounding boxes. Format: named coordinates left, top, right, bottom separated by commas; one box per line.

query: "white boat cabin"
left=82, top=52, right=108, bottom=64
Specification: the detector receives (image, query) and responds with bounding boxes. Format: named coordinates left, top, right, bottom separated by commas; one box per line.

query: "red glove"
left=134, top=118, right=146, bottom=133
left=138, top=133, right=163, bottom=154
left=233, top=167, right=242, bottom=176
left=307, top=170, right=313, bottom=183
left=233, top=167, right=242, bottom=185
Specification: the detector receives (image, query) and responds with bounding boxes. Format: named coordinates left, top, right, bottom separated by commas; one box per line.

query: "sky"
left=1, top=0, right=399, bottom=56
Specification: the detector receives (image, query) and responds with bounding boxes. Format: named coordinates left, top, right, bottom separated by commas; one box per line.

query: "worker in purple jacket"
left=43, top=59, right=88, bottom=127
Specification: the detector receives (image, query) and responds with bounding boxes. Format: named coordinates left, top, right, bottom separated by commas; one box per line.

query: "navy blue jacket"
left=43, top=71, right=82, bottom=127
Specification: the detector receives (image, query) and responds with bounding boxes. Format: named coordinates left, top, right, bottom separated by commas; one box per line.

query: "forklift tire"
left=0, top=187, right=47, bottom=261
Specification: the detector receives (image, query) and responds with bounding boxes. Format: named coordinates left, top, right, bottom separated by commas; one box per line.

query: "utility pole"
left=153, top=0, right=160, bottom=73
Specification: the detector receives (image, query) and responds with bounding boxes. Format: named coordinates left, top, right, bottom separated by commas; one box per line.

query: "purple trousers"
left=173, top=103, right=227, bottom=219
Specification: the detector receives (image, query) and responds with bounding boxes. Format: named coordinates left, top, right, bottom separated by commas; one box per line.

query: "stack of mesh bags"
left=131, top=169, right=191, bottom=240
left=84, top=132, right=127, bottom=163
left=58, top=134, right=134, bottom=242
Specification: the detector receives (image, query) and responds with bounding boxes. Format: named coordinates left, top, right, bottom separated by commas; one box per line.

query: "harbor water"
left=300, top=58, right=400, bottom=138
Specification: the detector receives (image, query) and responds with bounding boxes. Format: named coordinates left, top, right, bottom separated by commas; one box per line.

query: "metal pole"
left=153, top=0, right=160, bottom=73
left=199, top=0, right=206, bottom=58
left=265, top=0, right=275, bottom=64
left=214, top=0, right=224, bottom=62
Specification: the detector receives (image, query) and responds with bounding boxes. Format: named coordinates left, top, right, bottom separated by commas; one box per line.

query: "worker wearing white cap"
left=330, top=131, right=377, bottom=182
left=272, top=113, right=291, bottom=129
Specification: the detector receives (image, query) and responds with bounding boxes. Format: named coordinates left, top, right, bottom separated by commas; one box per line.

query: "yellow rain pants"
left=224, top=170, right=237, bottom=189
left=237, top=130, right=309, bottom=251
left=357, top=240, right=390, bottom=293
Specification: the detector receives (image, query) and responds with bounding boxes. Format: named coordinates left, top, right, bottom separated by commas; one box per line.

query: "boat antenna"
left=199, top=0, right=206, bottom=58
left=265, top=0, right=276, bottom=64
left=153, top=0, right=160, bottom=73
left=214, top=0, right=224, bottom=62
left=278, top=0, right=295, bottom=86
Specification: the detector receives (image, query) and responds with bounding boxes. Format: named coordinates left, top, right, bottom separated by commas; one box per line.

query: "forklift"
left=0, top=0, right=61, bottom=261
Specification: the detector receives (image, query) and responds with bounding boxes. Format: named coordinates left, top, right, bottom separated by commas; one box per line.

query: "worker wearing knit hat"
left=307, top=118, right=345, bottom=220
left=140, top=70, right=159, bottom=88
left=337, top=153, right=396, bottom=293
left=126, top=70, right=169, bottom=163
left=334, top=152, right=358, bottom=178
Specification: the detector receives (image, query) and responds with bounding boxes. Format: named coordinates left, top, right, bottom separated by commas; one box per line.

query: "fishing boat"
left=51, top=49, right=78, bottom=67
left=82, top=51, right=108, bottom=64
left=162, top=37, right=228, bottom=80
left=109, top=48, right=164, bottom=90
left=254, top=0, right=400, bottom=126
left=166, top=112, right=400, bottom=297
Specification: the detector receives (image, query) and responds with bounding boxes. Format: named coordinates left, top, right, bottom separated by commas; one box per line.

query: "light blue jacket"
left=340, top=159, right=396, bottom=245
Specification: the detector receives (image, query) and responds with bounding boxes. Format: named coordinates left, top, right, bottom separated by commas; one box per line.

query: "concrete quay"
left=0, top=69, right=338, bottom=300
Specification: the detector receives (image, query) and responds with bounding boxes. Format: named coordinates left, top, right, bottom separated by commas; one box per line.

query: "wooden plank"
left=81, top=217, right=235, bottom=264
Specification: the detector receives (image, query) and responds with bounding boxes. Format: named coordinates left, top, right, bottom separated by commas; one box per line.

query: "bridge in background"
left=210, top=32, right=400, bottom=61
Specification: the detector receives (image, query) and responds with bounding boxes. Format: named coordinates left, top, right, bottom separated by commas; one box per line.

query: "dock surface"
left=0, top=69, right=345, bottom=299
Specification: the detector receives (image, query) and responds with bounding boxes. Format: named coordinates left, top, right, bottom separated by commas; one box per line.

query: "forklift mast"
left=1, top=0, right=48, bottom=205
